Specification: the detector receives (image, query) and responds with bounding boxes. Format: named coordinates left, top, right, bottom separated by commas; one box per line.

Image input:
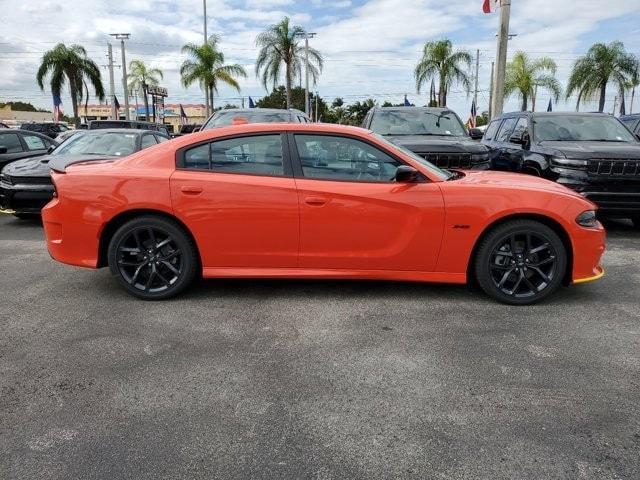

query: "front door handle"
left=304, top=196, right=328, bottom=206
left=181, top=186, right=203, bottom=195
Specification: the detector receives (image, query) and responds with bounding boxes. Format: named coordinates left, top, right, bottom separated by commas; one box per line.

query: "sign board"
left=147, top=85, right=168, bottom=97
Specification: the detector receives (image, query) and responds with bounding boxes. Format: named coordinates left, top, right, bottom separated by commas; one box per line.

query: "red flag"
left=483, top=0, right=500, bottom=13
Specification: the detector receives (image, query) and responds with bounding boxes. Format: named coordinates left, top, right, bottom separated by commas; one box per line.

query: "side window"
left=484, top=120, right=501, bottom=141
left=510, top=118, right=529, bottom=141
left=0, top=133, right=24, bottom=153
left=496, top=117, right=518, bottom=143
left=140, top=134, right=157, bottom=149
left=295, top=134, right=402, bottom=183
left=22, top=134, right=47, bottom=151
left=182, top=134, right=284, bottom=177
left=155, top=135, right=168, bottom=143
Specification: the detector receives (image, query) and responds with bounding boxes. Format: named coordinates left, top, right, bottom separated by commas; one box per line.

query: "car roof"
left=372, top=106, right=451, bottom=112
left=496, top=111, right=614, bottom=119
left=1, top=129, right=52, bottom=140
left=213, top=108, right=298, bottom=115
left=81, top=128, right=154, bottom=135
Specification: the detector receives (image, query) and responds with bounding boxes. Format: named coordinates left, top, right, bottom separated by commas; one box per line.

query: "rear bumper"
left=0, top=181, right=53, bottom=214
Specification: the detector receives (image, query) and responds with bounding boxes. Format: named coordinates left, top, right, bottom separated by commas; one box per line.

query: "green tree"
left=256, top=86, right=329, bottom=120
left=504, top=51, right=561, bottom=111
left=346, top=99, right=376, bottom=126
left=127, top=60, right=163, bottom=122
left=255, top=17, right=323, bottom=109
left=566, top=41, right=639, bottom=112
left=414, top=40, right=472, bottom=107
left=181, top=34, right=247, bottom=116
left=36, top=43, right=104, bottom=127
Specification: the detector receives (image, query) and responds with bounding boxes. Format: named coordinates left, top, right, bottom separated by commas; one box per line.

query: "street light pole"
left=107, top=44, right=117, bottom=120
left=110, top=33, right=131, bottom=120
left=491, top=0, right=511, bottom=118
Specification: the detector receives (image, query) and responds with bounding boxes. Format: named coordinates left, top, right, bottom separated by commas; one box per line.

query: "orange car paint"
left=42, top=123, right=605, bottom=285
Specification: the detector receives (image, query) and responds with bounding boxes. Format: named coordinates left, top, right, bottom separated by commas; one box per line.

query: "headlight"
left=551, top=157, right=587, bottom=169
left=576, top=210, right=598, bottom=227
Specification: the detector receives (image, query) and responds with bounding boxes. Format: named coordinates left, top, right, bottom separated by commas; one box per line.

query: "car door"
left=0, top=132, right=32, bottom=168
left=21, top=132, right=53, bottom=156
left=502, top=117, right=529, bottom=171
left=491, top=117, right=518, bottom=170
left=289, top=133, right=445, bottom=272
left=170, top=132, right=299, bottom=269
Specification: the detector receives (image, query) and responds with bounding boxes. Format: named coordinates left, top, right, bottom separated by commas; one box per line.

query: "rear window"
left=203, top=111, right=291, bottom=129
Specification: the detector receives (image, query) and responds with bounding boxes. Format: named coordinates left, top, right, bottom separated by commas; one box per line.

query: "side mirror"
left=468, top=128, right=484, bottom=140
left=395, top=165, right=420, bottom=183
left=509, top=131, right=530, bottom=148
left=47, top=145, right=55, bottom=153
left=0, top=146, right=7, bottom=154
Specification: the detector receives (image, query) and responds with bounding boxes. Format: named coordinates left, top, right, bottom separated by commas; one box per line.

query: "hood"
left=3, top=154, right=113, bottom=177
left=449, top=170, right=584, bottom=198
left=385, top=134, right=488, bottom=154
left=537, top=140, right=640, bottom=160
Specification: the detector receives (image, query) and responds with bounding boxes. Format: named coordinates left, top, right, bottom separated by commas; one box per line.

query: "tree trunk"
left=143, top=85, right=150, bottom=122
left=521, top=93, right=528, bottom=111
left=598, top=82, right=607, bottom=112
left=209, top=85, right=215, bottom=112
left=70, top=81, right=80, bottom=128
left=438, top=74, right=446, bottom=107
left=285, top=62, right=292, bottom=109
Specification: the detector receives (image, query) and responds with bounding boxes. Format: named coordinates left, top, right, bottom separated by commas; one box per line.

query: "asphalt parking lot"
left=0, top=213, right=638, bottom=479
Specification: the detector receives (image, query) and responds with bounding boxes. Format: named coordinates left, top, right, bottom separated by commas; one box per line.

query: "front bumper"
left=0, top=180, right=54, bottom=214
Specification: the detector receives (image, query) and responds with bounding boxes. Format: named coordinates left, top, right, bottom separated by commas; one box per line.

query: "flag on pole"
left=179, top=104, right=188, bottom=124
left=248, top=96, right=256, bottom=108
left=404, top=94, right=411, bottom=106
left=620, top=95, right=626, bottom=116
left=52, top=94, right=62, bottom=122
left=547, top=98, right=553, bottom=112
left=114, top=95, right=121, bottom=114
left=468, top=99, right=477, bottom=128
left=483, top=0, right=501, bottom=13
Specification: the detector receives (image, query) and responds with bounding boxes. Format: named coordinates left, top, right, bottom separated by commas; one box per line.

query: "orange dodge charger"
left=42, top=123, right=605, bottom=304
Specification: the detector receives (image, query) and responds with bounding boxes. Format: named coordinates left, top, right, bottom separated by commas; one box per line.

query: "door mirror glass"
left=468, top=128, right=484, bottom=140
left=395, top=165, right=419, bottom=182
left=0, top=146, right=7, bottom=154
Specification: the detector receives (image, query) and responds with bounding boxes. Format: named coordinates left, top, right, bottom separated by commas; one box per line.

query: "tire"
left=474, top=220, right=567, bottom=305
left=107, top=216, right=198, bottom=300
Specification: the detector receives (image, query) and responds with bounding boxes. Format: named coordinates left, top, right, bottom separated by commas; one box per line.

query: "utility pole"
left=612, top=96, right=618, bottom=115
left=110, top=33, right=131, bottom=120
left=295, top=32, right=316, bottom=116
left=489, top=61, right=495, bottom=120
left=630, top=86, right=635, bottom=115
left=315, top=91, right=319, bottom=122
left=107, top=44, right=117, bottom=120
left=491, top=0, right=511, bottom=118
left=473, top=49, right=479, bottom=122
left=203, top=0, right=210, bottom=117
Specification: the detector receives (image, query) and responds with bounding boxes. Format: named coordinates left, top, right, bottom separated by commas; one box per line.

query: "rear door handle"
left=181, top=186, right=203, bottom=195
left=304, top=196, right=328, bottom=206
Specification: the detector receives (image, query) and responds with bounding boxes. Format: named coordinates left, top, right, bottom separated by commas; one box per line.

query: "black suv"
left=88, top=120, right=170, bottom=137
left=361, top=107, right=490, bottom=169
left=20, top=122, right=69, bottom=139
left=483, top=111, right=640, bottom=225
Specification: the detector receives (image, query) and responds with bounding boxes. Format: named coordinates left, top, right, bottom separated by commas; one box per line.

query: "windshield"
left=53, top=132, right=138, bottom=156
left=370, top=109, right=466, bottom=136
left=204, top=111, right=291, bottom=129
left=533, top=115, right=637, bottom=142
left=372, top=133, right=451, bottom=181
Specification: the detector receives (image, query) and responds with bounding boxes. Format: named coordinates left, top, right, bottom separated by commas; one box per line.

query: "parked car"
left=41, top=123, right=604, bottom=304
left=20, top=122, right=70, bottom=139
left=55, top=129, right=84, bottom=144
left=0, top=129, right=57, bottom=171
left=201, top=108, right=311, bottom=130
left=88, top=119, right=171, bottom=137
left=361, top=107, right=490, bottom=170
left=0, top=129, right=168, bottom=218
left=482, top=112, right=640, bottom=227
left=619, top=113, right=640, bottom=137
left=172, top=124, right=203, bottom=137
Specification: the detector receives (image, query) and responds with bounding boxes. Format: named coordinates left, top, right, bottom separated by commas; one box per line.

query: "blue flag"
left=547, top=98, right=552, bottom=112
left=248, top=96, right=255, bottom=108
left=52, top=94, right=62, bottom=121
left=404, top=94, right=411, bottom=106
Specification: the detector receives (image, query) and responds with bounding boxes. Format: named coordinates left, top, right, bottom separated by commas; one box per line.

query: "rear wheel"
left=107, top=216, right=198, bottom=300
left=474, top=220, right=567, bottom=305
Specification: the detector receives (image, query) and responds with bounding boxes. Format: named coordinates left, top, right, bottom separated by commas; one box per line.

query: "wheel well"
left=97, top=209, right=202, bottom=269
left=467, top=214, right=574, bottom=286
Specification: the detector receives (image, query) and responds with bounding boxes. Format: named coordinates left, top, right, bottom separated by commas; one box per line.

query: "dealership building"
left=77, top=103, right=207, bottom=132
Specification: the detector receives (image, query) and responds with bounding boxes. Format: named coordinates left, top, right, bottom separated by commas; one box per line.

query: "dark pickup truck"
left=482, top=111, right=640, bottom=226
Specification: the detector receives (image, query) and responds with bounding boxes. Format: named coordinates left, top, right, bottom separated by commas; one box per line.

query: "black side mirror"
left=395, top=165, right=420, bottom=182
left=509, top=131, right=530, bottom=147
left=468, top=128, right=484, bottom=140
left=0, top=146, right=7, bottom=154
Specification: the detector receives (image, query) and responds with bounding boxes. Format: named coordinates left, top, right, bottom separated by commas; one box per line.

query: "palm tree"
left=127, top=60, right=163, bottom=122
left=36, top=43, right=104, bottom=126
left=504, top=52, right=561, bottom=111
left=180, top=35, right=247, bottom=116
left=566, top=41, right=639, bottom=112
left=414, top=40, right=472, bottom=107
left=255, top=16, right=323, bottom=109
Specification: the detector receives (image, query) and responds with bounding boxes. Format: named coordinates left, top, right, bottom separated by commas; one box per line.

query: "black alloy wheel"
left=108, top=216, right=198, bottom=299
left=475, top=220, right=567, bottom=305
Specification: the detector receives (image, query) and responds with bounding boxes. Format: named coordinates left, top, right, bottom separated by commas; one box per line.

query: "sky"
left=2, top=0, right=640, bottom=119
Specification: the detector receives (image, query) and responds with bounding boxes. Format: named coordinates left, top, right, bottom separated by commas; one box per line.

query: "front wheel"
left=474, top=220, right=567, bottom=305
left=107, top=216, right=198, bottom=300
